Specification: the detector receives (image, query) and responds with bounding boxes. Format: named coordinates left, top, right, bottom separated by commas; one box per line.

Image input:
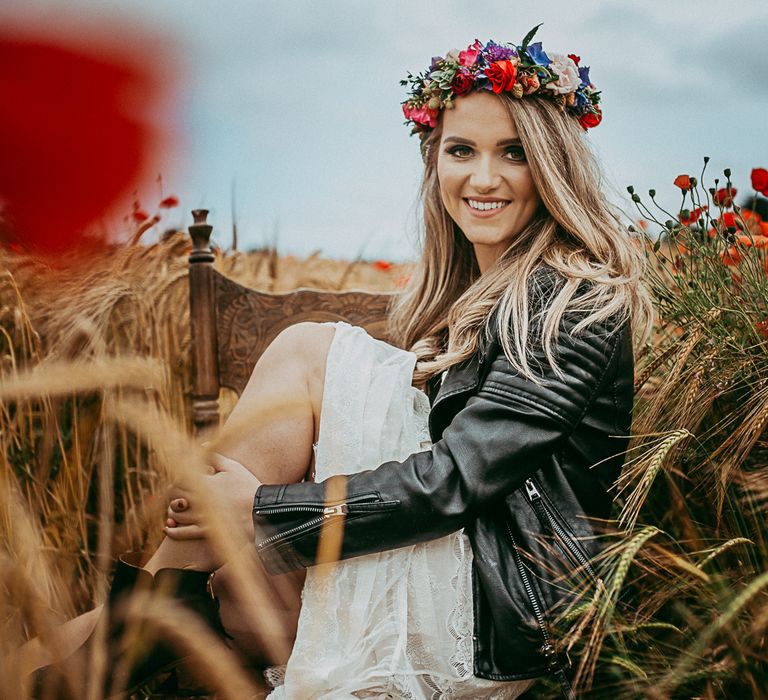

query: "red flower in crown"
left=486, top=60, right=517, bottom=94
left=567, top=53, right=581, bottom=65
left=451, top=70, right=474, bottom=96
left=458, top=40, right=482, bottom=67
left=578, top=106, right=602, bottom=130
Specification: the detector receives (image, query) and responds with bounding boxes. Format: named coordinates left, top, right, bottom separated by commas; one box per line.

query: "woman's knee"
left=272, top=322, right=335, bottom=373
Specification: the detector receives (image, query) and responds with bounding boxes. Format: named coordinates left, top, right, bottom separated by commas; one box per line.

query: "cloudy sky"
left=5, top=0, right=768, bottom=260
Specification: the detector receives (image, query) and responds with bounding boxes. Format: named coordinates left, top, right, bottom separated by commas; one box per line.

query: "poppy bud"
left=649, top=189, right=656, bottom=198
left=512, top=83, right=524, bottom=99
left=428, top=96, right=440, bottom=110
left=724, top=168, right=731, bottom=178
left=627, top=185, right=635, bottom=195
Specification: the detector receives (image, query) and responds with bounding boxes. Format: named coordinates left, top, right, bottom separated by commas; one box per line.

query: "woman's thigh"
left=214, top=321, right=336, bottom=485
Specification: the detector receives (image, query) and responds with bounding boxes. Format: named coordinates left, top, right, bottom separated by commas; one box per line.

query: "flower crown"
left=400, top=24, right=602, bottom=137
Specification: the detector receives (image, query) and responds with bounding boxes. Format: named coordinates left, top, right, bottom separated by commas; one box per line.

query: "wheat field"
left=0, top=229, right=765, bottom=699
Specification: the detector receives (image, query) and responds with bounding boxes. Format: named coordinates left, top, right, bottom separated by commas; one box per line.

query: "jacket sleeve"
left=252, top=310, right=627, bottom=574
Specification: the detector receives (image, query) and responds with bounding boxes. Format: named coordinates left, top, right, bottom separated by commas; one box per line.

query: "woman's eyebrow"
left=443, top=136, right=476, bottom=146
left=442, top=136, right=522, bottom=146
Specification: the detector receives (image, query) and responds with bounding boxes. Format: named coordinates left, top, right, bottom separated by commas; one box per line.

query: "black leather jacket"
left=252, top=268, right=634, bottom=683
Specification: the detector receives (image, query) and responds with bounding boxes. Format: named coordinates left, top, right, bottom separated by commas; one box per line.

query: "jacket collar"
left=427, top=343, right=489, bottom=441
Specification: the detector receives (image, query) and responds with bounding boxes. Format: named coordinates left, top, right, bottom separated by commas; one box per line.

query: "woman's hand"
left=164, top=452, right=262, bottom=547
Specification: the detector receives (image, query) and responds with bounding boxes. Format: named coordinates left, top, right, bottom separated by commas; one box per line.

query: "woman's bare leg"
left=22, top=322, right=336, bottom=671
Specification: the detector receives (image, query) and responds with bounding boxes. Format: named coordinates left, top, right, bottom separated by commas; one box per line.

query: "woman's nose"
left=468, top=155, right=500, bottom=192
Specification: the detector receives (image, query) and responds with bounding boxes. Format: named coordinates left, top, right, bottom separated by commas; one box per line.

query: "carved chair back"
left=187, top=210, right=396, bottom=432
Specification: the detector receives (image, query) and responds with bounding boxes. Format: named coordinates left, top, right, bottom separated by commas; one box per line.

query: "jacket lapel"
left=428, top=352, right=483, bottom=441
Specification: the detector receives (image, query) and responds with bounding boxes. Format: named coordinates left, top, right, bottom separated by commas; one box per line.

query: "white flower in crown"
left=546, top=53, right=581, bottom=94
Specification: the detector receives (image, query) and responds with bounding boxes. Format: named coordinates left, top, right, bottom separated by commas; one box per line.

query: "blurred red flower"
left=0, top=26, right=176, bottom=256
left=720, top=246, right=742, bottom=266
left=132, top=209, right=150, bottom=223
left=751, top=168, right=768, bottom=195
left=713, top=187, right=737, bottom=207
left=159, top=195, right=180, bottom=209
left=757, top=320, right=768, bottom=340
left=680, top=206, right=707, bottom=225
left=373, top=260, right=392, bottom=271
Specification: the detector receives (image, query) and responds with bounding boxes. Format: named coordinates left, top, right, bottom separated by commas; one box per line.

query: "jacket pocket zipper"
left=523, top=478, right=598, bottom=584
left=505, top=517, right=565, bottom=674
left=254, top=495, right=400, bottom=551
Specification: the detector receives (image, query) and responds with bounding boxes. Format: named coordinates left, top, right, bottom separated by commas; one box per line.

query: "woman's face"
left=436, top=91, right=542, bottom=274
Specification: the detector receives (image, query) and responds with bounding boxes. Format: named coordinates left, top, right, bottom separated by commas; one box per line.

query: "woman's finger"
left=165, top=506, right=198, bottom=526
left=164, top=524, right=206, bottom=540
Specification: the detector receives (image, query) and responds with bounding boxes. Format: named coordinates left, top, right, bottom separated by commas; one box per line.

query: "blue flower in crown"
left=525, top=42, right=551, bottom=67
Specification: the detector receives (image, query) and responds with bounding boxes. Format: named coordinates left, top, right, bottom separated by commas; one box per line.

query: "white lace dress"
left=265, top=321, right=533, bottom=700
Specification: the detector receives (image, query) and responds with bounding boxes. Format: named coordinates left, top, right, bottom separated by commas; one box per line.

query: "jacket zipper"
left=523, top=478, right=598, bottom=584
left=507, top=509, right=575, bottom=700
left=254, top=496, right=400, bottom=551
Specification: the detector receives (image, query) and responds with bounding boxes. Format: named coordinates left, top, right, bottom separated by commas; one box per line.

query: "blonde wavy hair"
left=387, top=93, right=654, bottom=389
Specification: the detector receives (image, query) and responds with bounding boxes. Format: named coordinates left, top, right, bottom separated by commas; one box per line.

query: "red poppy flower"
left=132, top=209, right=150, bottom=223
left=674, top=174, right=692, bottom=191
left=720, top=246, right=742, bottom=265
left=680, top=206, right=707, bottom=225
left=751, top=167, right=768, bottom=195
left=713, top=187, right=737, bottom=207
left=757, top=319, right=768, bottom=340
left=373, top=260, right=392, bottom=271
left=159, top=195, right=179, bottom=208
left=567, top=54, right=581, bottom=65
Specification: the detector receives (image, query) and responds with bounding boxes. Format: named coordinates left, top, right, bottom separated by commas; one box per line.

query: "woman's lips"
left=463, top=198, right=510, bottom=218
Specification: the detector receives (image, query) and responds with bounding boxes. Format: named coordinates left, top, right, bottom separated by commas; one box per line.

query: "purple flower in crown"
left=430, top=56, right=444, bottom=71
left=578, top=65, right=590, bottom=88
left=484, top=40, right=517, bottom=63
left=526, top=42, right=551, bottom=67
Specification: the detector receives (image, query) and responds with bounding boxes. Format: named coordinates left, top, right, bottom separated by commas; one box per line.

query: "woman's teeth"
left=467, top=199, right=508, bottom=211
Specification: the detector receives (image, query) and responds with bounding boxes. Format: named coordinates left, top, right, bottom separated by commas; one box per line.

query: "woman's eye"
left=505, top=147, right=526, bottom=162
left=446, top=145, right=472, bottom=158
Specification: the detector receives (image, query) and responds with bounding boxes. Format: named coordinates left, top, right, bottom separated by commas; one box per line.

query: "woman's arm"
left=253, top=310, right=628, bottom=575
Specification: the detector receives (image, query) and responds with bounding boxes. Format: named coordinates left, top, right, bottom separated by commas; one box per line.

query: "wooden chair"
left=187, top=209, right=397, bottom=432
